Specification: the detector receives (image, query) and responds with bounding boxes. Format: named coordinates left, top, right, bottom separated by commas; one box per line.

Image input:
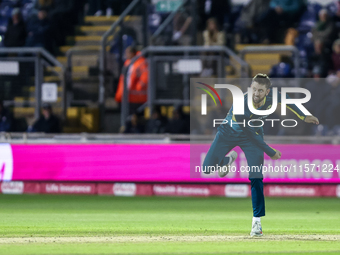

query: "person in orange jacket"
left=115, top=46, right=148, bottom=114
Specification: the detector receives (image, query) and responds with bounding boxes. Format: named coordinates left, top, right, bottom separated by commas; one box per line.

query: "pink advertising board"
left=0, top=143, right=339, bottom=183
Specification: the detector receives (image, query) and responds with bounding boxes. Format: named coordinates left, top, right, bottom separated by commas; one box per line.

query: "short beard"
left=252, top=95, right=265, bottom=104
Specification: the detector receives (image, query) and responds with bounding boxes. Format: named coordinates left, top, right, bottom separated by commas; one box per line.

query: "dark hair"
left=252, top=73, right=272, bottom=89
left=42, top=103, right=52, bottom=111
left=127, top=46, right=137, bottom=55
left=206, top=17, right=220, bottom=31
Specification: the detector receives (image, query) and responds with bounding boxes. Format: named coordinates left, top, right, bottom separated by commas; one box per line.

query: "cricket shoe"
left=218, top=151, right=238, bottom=177
left=250, top=221, right=263, bottom=237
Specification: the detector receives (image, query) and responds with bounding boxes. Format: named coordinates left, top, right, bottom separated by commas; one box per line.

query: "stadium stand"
left=0, top=0, right=339, bottom=135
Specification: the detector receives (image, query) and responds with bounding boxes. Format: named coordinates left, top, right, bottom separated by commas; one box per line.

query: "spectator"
left=0, top=101, right=13, bottom=132
left=312, top=9, right=336, bottom=49
left=4, top=8, right=26, bottom=47
left=308, top=40, right=332, bottom=77
left=165, top=106, right=190, bottom=134
left=123, top=113, right=145, bottom=134
left=25, top=10, right=51, bottom=51
left=235, top=0, right=271, bottom=43
left=201, top=18, right=225, bottom=77
left=259, top=0, right=306, bottom=43
left=115, top=46, right=148, bottom=115
left=197, top=0, right=231, bottom=31
left=269, top=62, right=293, bottom=78
left=203, top=18, right=225, bottom=46
left=145, top=106, right=168, bottom=134
left=31, top=104, right=61, bottom=133
left=332, top=39, right=340, bottom=71
left=172, top=5, right=193, bottom=45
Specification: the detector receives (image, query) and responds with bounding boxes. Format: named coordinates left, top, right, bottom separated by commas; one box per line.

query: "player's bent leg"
left=218, top=151, right=238, bottom=177
left=202, top=131, right=236, bottom=176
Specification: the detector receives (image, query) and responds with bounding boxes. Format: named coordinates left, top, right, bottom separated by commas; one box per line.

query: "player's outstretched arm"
left=304, top=115, right=319, bottom=125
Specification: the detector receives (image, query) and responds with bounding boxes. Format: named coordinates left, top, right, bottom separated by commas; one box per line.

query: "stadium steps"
left=143, top=106, right=190, bottom=120
left=58, top=45, right=108, bottom=54
left=235, top=44, right=286, bottom=52
left=235, top=44, right=292, bottom=76
left=66, top=35, right=114, bottom=46
left=51, top=15, right=143, bottom=131
left=84, top=15, right=140, bottom=26
left=57, top=55, right=99, bottom=67
left=46, top=66, right=89, bottom=77
left=76, top=26, right=111, bottom=36
left=63, top=107, right=100, bottom=132
left=14, top=97, right=62, bottom=103
left=13, top=106, right=99, bottom=133
left=25, top=86, right=63, bottom=92
left=15, top=16, right=110, bottom=131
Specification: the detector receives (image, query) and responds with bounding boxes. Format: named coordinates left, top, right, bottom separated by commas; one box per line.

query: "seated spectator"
left=165, top=106, right=190, bottom=134
left=201, top=18, right=225, bottom=77
left=332, top=39, right=340, bottom=71
left=30, top=104, right=61, bottom=133
left=145, top=106, right=168, bottom=134
left=312, top=9, right=336, bottom=49
left=0, top=101, right=13, bottom=132
left=25, top=10, right=51, bottom=51
left=4, top=8, right=26, bottom=47
left=259, top=0, right=306, bottom=43
left=115, top=46, right=148, bottom=115
left=123, top=113, right=145, bottom=134
left=269, top=62, right=293, bottom=78
left=203, top=18, right=225, bottom=46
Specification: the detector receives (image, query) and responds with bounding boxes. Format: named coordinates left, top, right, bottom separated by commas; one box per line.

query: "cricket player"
left=202, top=74, right=319, bottom=237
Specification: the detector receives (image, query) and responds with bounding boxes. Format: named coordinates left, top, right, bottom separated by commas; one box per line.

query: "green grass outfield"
left=0, top=195, right=340, bottom=255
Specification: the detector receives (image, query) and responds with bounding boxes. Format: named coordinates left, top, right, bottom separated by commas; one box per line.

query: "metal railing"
left=65, top=46, right=100, bottom=105
left=0, top=132, right=338, bottom=144
left=239, top=45, right=301, bottom=78
left=0, top=47, right=66, bottom=119
left=99, top=0, right=148, bottom=113
left=150, top=0, right=197, bottom=46
left=121, top=45, right=250, bottom=126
